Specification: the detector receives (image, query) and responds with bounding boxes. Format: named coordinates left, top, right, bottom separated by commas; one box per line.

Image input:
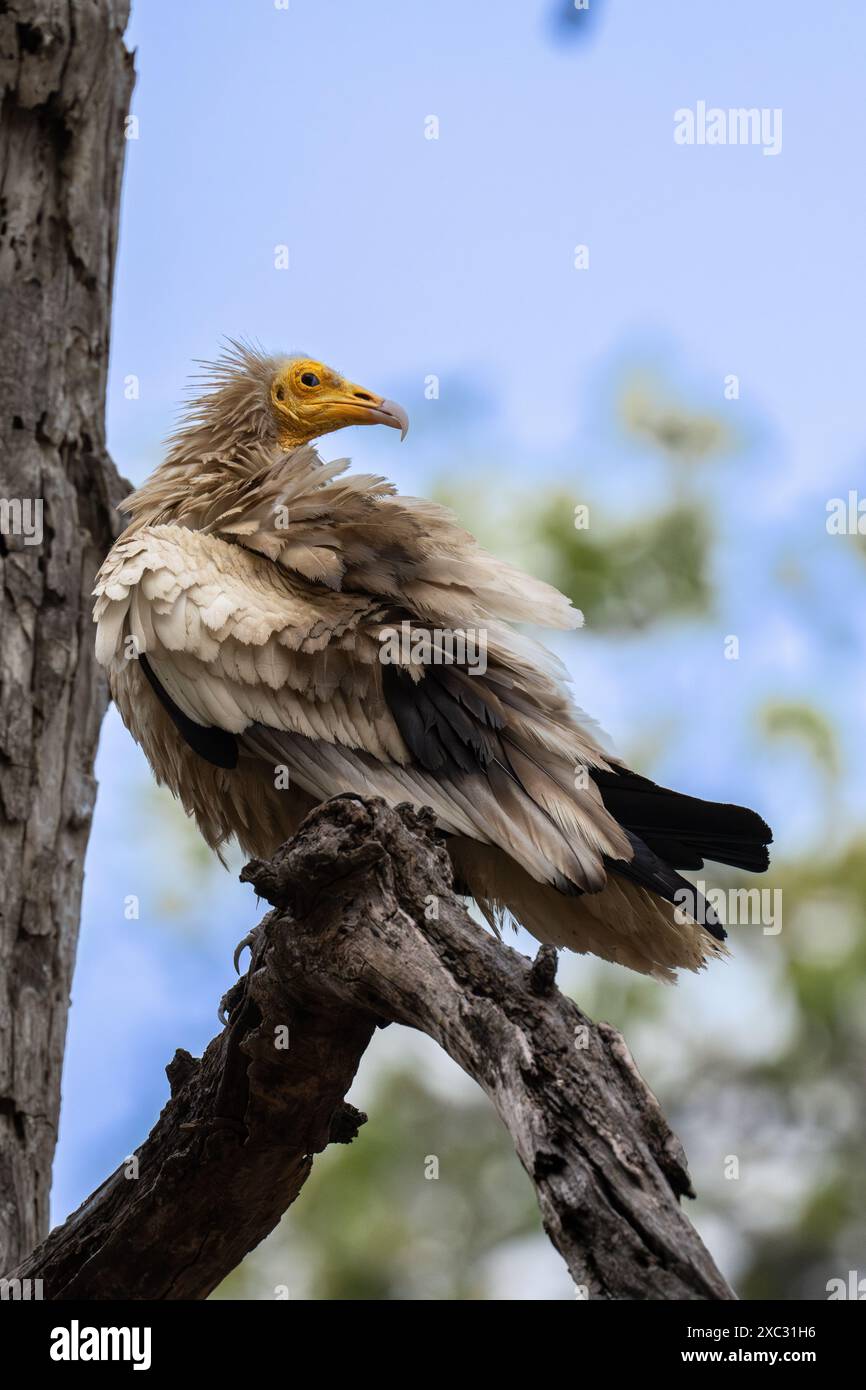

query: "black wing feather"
left=139, top=654, right=238, bottom=770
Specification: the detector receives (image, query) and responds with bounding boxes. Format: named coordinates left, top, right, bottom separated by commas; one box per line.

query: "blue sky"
left=109, top=0, right=866, bottom=492
left=53, top=0, right=866, bottom=1292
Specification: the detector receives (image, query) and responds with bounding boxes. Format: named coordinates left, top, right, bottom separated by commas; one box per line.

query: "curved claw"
left=218, top=978, right=244, bottom=1026
left=233, top=928, right=258, bottom=975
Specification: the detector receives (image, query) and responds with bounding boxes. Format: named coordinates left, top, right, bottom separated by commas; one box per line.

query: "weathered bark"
left=6, top=797, right=734, bottom=1301
left=0, top=1, right=133, bottom=1270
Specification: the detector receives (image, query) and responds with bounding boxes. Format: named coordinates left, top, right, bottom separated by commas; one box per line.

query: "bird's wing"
left=94, top=524, right=405, bottom=761
left=200, top=446, right=583, bottom=631
left=94, top=524, right=631, bottom=891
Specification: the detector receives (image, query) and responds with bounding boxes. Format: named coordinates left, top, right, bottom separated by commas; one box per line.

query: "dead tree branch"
left=6, top=796, right=734, bottom=1301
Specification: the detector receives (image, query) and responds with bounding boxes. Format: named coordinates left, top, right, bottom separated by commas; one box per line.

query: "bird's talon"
left=233, top=928, right=258, bottom=976
left=218, top=976, right=246, bottom=1026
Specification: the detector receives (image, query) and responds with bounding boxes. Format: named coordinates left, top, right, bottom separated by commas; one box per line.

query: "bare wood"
left=0, top=0, right=133, bottom=1268
left=6, top=797, right=734, bottom=1301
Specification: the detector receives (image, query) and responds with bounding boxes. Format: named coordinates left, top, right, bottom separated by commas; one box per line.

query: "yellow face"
left=269, top=358, right=408, bottom=448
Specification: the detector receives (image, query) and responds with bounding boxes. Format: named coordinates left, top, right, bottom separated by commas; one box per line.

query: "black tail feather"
left=606, top=832, right=727, bottom=942
left=594, top=766, right=772, bottom=874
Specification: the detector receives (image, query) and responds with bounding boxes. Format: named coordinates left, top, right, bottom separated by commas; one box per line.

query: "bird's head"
left=268, top=356, right=408, bottom=449
left=170, top=342, right=409, bottom=462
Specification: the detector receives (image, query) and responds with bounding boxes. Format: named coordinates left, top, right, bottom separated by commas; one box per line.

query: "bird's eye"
left=300, top=372, right=320, bottom=388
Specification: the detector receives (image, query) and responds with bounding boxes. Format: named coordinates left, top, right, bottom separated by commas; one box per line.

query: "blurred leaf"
left=621, top=380, right=733, bottom=464
left=758, top=701, right=840, bottom=777
left=536, top=497, right=713, bottom=629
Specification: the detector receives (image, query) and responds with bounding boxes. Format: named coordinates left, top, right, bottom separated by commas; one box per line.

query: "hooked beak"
left=336, top=383, right=409, bottom=440
left=367, top=397, right=409, bottom=440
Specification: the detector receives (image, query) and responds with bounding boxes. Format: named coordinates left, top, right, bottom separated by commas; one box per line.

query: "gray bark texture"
left=0, top=0, right=133, bottom=1270
left=6, top=797, right=735, bottom=1301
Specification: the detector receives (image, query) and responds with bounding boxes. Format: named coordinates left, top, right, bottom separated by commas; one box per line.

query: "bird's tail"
left=592, top=766, right=773, bottom=874
left=448, top=753, right=773, bottom=980
left=448, top=838, right=728, bottom=982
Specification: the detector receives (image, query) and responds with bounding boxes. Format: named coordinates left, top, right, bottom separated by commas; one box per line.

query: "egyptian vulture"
left=93, top=344, right=772, bottom=980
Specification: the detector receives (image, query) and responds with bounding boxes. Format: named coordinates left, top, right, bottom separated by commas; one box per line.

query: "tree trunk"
left=0, top=0, right=133, bottom=1271
left=5, top=797, right=735, bottom=1300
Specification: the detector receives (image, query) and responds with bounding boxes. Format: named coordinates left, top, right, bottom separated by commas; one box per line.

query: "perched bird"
left=94, top=343, right=771, bottom=980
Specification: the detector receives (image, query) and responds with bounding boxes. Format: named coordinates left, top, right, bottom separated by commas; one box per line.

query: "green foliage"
left=434, top=482, right=712, bottom=632
left=535, top=497, right=712, bottom=630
